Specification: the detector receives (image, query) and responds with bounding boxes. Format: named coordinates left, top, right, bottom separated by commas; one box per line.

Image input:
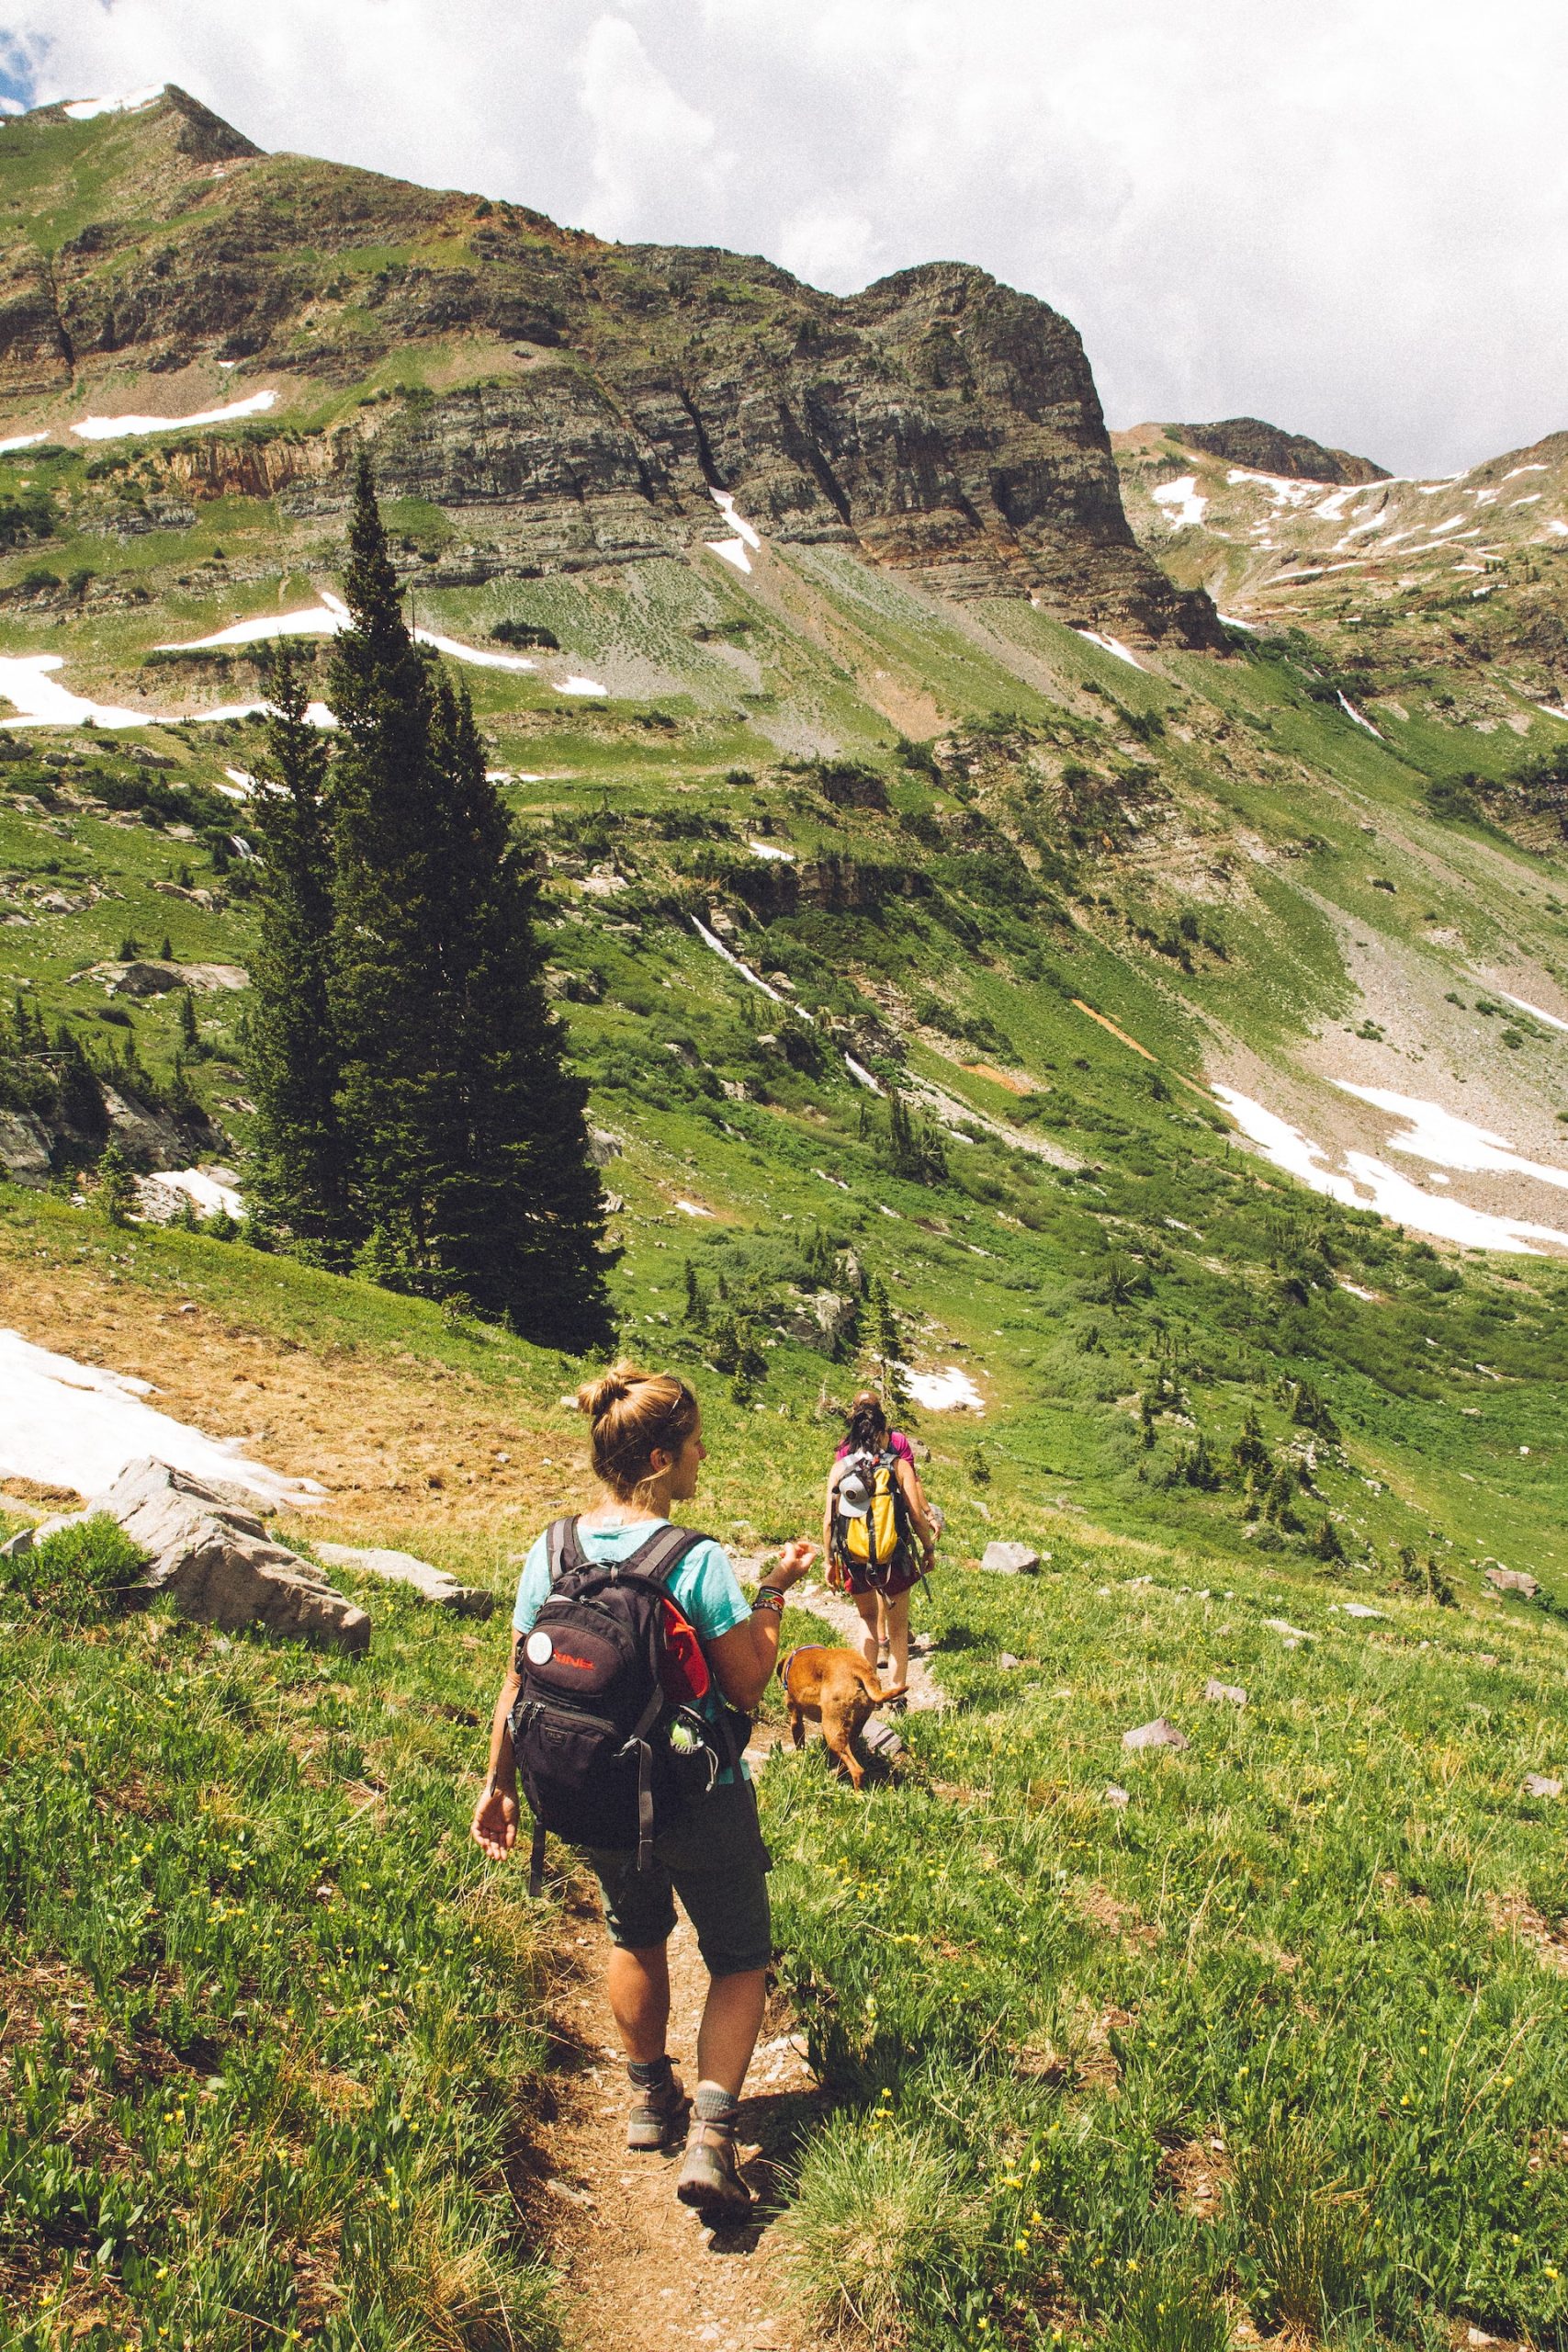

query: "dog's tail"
left=853, top=1662, right=908, bottom=1705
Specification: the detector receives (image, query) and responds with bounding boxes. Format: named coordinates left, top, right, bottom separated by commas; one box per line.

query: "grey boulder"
left=980, top=1541, right=1040, bottom=1576
left=91, top=1458, right=369, bottom=1653
left=315, top=1542, right=495, bottom=1617
left=1122, top=1717, right=1190, bottom=1753
left=1485, top=1566, right=1540, bottom=1598
left=1522, top=1774, right=1562, bottom=1800
left=1204, top=1679, right=1247, bottom=1706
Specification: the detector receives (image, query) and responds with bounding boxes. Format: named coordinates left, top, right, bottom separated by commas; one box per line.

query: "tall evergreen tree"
left=244, top=641, right=354, bottom=1262
left=325, top=456, right=614, bottom=1345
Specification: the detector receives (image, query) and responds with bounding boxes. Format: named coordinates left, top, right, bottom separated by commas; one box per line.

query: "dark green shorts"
left=581, top=1777, right=773, bottom=1978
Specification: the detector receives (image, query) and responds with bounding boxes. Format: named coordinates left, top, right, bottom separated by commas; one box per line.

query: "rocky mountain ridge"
left=0, top=86, right=1219, bottom=645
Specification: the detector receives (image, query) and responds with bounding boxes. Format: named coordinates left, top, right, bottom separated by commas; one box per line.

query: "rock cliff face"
left=0, top=87, right=1219, bottom=645
left=1171, top=416, right=1389, bottom=485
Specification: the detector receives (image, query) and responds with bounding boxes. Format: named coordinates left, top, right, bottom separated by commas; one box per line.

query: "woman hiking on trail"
left=822, top=1390, right=938, bottom=1694
left=471, top=1363, right=814, bottom=2220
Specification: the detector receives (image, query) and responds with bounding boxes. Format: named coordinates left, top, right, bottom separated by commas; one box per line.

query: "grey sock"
left=628, top=2055, right=673, bottom=2089
left=694, top=2084, right=739, bottom=2126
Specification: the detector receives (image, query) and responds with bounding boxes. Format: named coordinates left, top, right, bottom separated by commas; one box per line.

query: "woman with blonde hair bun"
left=472, top=1362, right=815, bottom=2219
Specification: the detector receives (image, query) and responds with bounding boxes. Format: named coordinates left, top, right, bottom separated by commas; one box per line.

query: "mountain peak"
left=1169, top=415, right=1389, bottom=485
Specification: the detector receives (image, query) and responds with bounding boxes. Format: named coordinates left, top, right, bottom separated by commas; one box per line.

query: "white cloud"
left=6, top=0, right=1567, bottom=474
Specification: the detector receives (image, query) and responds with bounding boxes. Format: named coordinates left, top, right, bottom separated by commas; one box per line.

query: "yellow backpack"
left=833, top=1447, right=912, bottom=1586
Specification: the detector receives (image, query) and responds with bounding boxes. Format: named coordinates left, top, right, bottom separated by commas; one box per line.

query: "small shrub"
left=778, top=2114, right=981, bottom=2343
left=3, top=1513, right=148, bottom=1624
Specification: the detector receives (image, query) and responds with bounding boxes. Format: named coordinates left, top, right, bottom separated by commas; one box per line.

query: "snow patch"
left=1216, top=611, right=1257, bottom=632
left=1152, top=475, right=1207, bottom=529
left=1495, top=992, right=1568, bottom=1030
left=673, top=1199, right=716, bottom=1218
left=158, top=598, right=537, bottom=672
left=1336, top=1082, right=1568, bottom=1192
left=0, top=652, right=164, bottom=730
left=1336, top=691, right=1382, bottom=737
left=1214, top=1085, right=1568, bottom=1254
left=1076, top=629, right=1146, bottom=672
left=62, top=84, right=164, bottom=121
left=0, top=1326, right=321, bottom=1505
left=902, top=1364, right=985, bottom=1412
left=556, top=675, right=608, bottom=697
left=1226, top=469, right=1325, bottom=506
left=72, top=390, right=278, bottom=440
left=692, top=917, right=788, bottom=1005
left=748, top=839, right=795, bottom=861
left=843, top=1054, right=885, bottom=1096
left=1510, top=494, right=1542, bottom=509
left=0, top=432, right=50, bottom=454
left=1505, top=464, right=1549, bottom=480
left=137, top=1167, right=243, bottom=1221
left=705, top=487, right=761, bottom=573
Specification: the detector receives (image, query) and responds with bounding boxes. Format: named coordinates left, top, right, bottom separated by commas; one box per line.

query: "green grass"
left=0, top=1560, right=559, bottom=2352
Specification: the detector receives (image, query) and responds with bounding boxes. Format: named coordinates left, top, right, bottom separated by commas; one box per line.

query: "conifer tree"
left=324, top=456, right=613, bottom=1344
left=244, top=641, right=353, bottom=1263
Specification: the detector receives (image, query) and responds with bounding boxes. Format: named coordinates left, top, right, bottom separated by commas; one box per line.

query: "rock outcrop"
left=63, top=1457, right=369, bottom=1651
left=1170, top=416, right=1390, bottom=485
left=0, top=88, right=1220, bottom=646
left=315, top=1542, right=494, bottom=1617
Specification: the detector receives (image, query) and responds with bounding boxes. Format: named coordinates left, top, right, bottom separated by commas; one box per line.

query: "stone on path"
left=315, top=1541, right=495, bottom=1617
left=1522, top=1774, right=1562, bottom=1800
left=70, top=1456, right=368, bottom=1652
left=1205, top=1679, right=1247, bottom=1706
left=1485, top=1565, right=1540, bottom=1598
left=981, top=1540, right=1039, bottom=1576
left=1122, top=1716, right=1190, bottom=1753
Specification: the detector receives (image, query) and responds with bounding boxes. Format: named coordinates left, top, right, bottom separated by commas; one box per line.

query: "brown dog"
left=780, top=1645, right=907, bottom=1790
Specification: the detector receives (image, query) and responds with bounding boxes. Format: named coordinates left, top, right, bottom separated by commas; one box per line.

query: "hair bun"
left=579, top=1360, right=638, bottom=1420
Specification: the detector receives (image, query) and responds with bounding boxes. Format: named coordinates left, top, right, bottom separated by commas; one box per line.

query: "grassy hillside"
left=1, top=1199, right=1565, bottom=2350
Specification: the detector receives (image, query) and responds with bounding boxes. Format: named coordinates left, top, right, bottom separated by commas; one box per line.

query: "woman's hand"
left=773, top=1539, right=818, bottom=1585
left=470, top=1782, right=519, bottom=1860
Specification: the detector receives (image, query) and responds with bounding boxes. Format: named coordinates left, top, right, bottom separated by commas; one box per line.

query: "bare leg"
left=886, top=1589, right=911, bottom=1688
left=875, top=1592, right=890, bottom=1658
left=852, top=1589, right=879, bottom=1671
left=695, top=1966, right=768, bottom=2098
left=606, top=1943, right=671, bottom=2064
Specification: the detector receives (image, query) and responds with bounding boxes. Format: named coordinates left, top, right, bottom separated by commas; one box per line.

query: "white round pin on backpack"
left=525, top=1630, right=555, bottom=1665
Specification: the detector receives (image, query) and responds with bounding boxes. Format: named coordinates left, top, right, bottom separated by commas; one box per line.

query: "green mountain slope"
left=2, top=83, right=1568, bottom=2352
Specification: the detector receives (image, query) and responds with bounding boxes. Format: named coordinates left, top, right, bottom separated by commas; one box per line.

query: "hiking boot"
left=676, top=2098, right=751, bottom=2217
left=626, top=2061, right=688, bottom=2152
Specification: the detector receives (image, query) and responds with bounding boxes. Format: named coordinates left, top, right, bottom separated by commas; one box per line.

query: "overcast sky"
left=6, top=1, right=1564, bottom=476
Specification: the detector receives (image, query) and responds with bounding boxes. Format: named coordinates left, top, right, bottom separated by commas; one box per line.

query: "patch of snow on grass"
left=748, top=839, right=795, bottom=861
left=843, top=1055, right=885, bottom=1095
left=1500, top=991, right=1568, bottom=1033
left=1334, top=1081, right=1568, bottom=1194
left=1152, top=476, right=1206, bottom=529
left=1509, top=494, right=1542, bottom=509
left=62, top=84, right=164, bottom=121
left=673, top=1199, right=715, bottom=1218
left=73, top=390, right=278, bottom=440
left=0, top=1326, right=321, bottom=1503
left=903, top=1364, right=985, bottom=1412
left=159, top=599, right=538, bottom=672
left=692, top=917, right=788, bottom=1005
left=1213, top=1085, right=1568, bottom=1254
left=0, top=432, right=50, bottom=454
left=1076, top=629, right=1146, bottom=671
left=1216, top=612, right=1257, bottom=631
left=1546, top=521, right=1568, bottom=539
left=556, top=675, right=608, bottom=696
left=1505, top=464, right=1549, bottom=480
left=1337, top=1279, right=1381, bottom=1301
left=220, top=768, right=254, bottom=797
left=1337, top=691, right=1382, bottom=737
left=1226, top=469, right=1324, bottom=506
left=0, top=652, right=166, bottom=729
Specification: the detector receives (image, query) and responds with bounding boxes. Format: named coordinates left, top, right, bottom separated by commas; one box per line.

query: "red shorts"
left=833, top=1548, right=928, bottom=1601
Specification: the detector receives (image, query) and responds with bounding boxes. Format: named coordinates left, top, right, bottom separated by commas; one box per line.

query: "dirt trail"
left=784, top=1576, right=950, bottom=1713
left=527, top=1849, right=826, bottom=2352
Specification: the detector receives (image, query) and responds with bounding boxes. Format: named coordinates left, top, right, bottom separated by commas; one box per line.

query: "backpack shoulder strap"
left=620, top=1522, right=710, bottom=1591
left=546, top=1515, right=584, bottom=1584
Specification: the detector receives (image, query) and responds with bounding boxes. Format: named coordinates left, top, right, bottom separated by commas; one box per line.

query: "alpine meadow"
left=0, top=77, right=1565, bottom=2352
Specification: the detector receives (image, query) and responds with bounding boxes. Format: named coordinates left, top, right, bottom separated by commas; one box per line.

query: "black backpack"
left=508, top=1517, right=748, bottom=1895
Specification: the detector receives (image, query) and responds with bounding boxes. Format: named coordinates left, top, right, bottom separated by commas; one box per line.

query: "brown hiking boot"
left=626, top=2064, right=688, bottom=2153
left=676, top=2110, right=751, bottom=2217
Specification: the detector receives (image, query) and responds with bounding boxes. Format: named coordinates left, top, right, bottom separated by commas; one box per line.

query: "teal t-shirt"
left=512, top=1519, right=754, bottom=1782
